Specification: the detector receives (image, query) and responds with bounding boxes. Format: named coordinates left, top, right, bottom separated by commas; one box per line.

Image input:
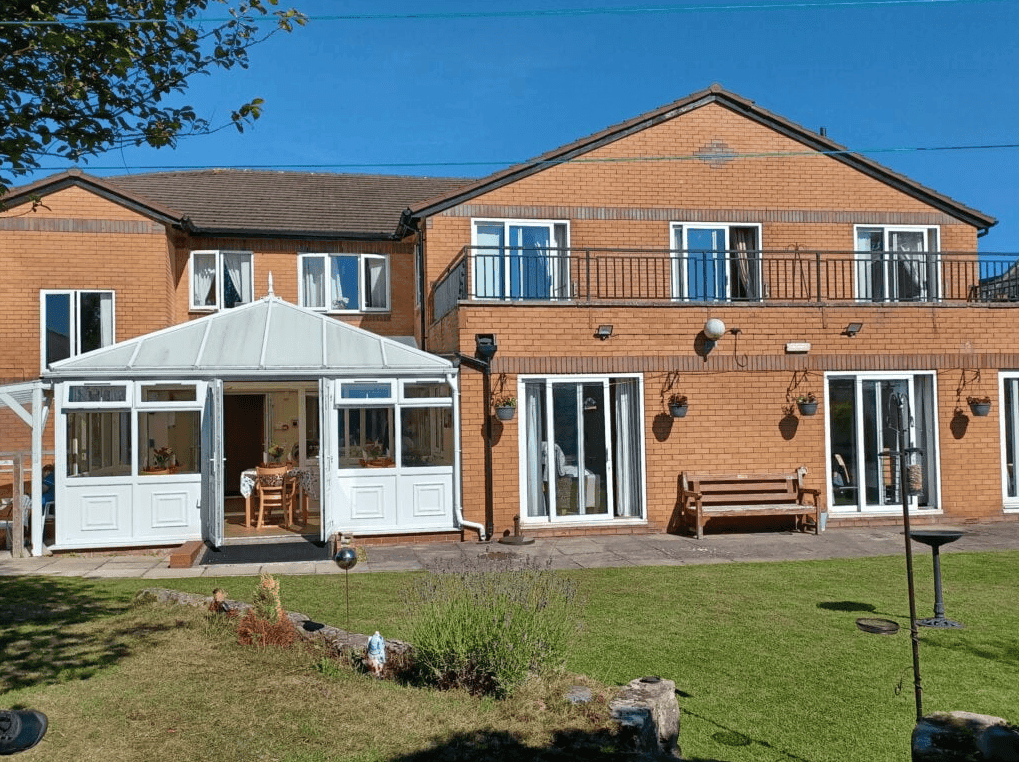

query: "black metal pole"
left=896, top=395, right=923, bottom=722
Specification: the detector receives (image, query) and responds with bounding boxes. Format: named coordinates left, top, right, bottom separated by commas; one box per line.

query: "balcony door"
left=671, top=223, right=761, bottom=301
left=472, top=219, right=568, bottom=300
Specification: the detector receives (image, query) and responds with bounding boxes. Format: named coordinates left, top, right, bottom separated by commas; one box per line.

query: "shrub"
left=237, top=573, right=296, bottom=648
left=405, top=558, right=583, bottom=698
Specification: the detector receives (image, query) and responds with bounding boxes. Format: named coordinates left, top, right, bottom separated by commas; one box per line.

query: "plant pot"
left=359, top=458, right=394, bottom=468
left=669, top=404, right=688, bottom=418
left=142, top=468, right=171, bottom=476
left=797, top=402, right=818, bottom=416
left=969, top=402, right=991, bottom=417
left=495, top=406, right=516, bottom=421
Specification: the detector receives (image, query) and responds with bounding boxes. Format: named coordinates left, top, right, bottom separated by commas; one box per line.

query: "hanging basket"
left=495, top=406, right=516, bottom=421
left=669, top=403, right=688, bottom=418
left=797, top=401, right=819, bottom=416
left=969, top=401, right=991, bottom=417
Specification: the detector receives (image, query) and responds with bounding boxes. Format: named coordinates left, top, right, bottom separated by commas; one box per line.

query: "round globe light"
left=704, top=318, right=726, bottom=341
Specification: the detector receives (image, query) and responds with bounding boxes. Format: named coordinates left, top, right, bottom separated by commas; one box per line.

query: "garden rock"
left=609, top=676, right=680, bottom=759
left=912, top=711, right=1019, bottom=762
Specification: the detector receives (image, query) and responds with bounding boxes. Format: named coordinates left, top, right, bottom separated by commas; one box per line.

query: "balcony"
left=432, top=246, right=1019, bottom=322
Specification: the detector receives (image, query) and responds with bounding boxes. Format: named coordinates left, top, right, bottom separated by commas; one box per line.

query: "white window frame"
left=669, top=222, right=763, bottom=301
left=189, top=249, right=253, bottom=311
left=40, top=289, right=116, bottom=371
left=997, top=372, right=1019, bottom=511
left=297, top=253, right=390, bottom=313
left=852, top=225, right=941, bottom=303
left=470, top=218, right=570, bottom=300
left=824, top=370, right=942, bottom=515
left=516, top=373, right=647, bottom=525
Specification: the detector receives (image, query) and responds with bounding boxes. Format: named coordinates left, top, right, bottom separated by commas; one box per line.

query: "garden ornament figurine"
left=0, top=709, right=48, bottom=755
left=366, top=631, right=386, bottom=678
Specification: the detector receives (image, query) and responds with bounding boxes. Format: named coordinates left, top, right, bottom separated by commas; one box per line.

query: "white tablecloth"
left=240, top=465, right=320, bottom=501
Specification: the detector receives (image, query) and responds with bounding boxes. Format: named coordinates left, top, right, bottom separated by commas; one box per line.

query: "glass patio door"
left=551, top=383, right=610, bottom=517
left=828, top=373, right=938, bottom=512
left=522, top=376, right=643, bottom=522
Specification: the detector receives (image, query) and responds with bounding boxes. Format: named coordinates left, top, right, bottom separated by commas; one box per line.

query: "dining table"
left=239, top=464, right=320, bottom=528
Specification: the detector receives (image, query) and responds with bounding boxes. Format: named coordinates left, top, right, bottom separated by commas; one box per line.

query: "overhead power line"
left=0, top=0, right=1006, bottom=26
left=27, top=142, right=1019, bottom=174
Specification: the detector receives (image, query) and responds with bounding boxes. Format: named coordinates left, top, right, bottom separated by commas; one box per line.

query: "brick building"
left=1, top=85, right=1015, bottom=555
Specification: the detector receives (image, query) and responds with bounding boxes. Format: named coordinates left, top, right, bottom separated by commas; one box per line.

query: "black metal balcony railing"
left=432, top=247, right=1019, bottom=322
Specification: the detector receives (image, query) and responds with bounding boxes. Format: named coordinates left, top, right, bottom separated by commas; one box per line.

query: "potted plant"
left=358, top=441, right=393, bottom=468
left=796, top=392, right=819, bottom=416
left=668, top=394, right=688, bottom=418
left=494, top=395, right=517, bottom=421
left=266, top=442, right=286, bottom=464
left=967, top=395, right=991, bottom=416
left=145, top=446, right=174, bottom=474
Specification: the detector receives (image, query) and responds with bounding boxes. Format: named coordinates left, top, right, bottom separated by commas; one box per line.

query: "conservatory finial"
left=267, top=272, right=275, bottom=296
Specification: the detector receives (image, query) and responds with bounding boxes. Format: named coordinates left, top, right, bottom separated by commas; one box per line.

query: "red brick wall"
left=419, top=100, right=1004, bottom=538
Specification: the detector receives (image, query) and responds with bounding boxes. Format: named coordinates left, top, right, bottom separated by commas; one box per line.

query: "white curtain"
left=613, top=379, right=642, bottom=517
left=731, top=227, right=758, bottom=300
left=192, top=252, right=215, bottom=307
left=224, top=252, right=252, bottom=306
left=474, top=224, right=503, bottom=298
left=302, top=256, right=325, bottom=309
left=525, top=383, right=546, bottom=517
left=98, top=292, right=113, bottom=346
left=366, top=256, right=388, bottom=309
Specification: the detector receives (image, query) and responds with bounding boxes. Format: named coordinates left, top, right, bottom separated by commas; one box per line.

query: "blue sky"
left=27, top=0, right=1019, bottom=251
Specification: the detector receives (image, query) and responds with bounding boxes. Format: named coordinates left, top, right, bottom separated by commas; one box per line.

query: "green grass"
left=2, top=551, right=1017, bottom=761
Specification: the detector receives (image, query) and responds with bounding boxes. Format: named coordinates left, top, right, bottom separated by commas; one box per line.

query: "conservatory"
left=42, top=295, right=460, bottom=553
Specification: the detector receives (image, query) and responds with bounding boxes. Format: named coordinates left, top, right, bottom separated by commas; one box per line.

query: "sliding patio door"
left=521, top=376, right=644, bottom=522
left=827, top=373, right=939, bottom=513
left=473, top=220, right=568, bottom=300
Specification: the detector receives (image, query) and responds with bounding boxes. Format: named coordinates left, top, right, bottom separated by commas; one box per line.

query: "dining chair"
left=283, top=472, right=304, bottom=526
left=255, top=466, right=287, bottom=528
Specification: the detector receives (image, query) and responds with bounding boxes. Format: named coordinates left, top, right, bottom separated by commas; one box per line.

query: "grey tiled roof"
left=109, top=169, right=471, bottom=237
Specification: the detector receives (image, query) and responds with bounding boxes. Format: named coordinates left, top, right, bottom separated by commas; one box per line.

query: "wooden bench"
left=678, top=468, right=820, bottom=539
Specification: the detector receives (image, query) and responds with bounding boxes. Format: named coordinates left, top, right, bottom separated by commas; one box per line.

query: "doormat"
left=202, top=538, right=328, bottom=565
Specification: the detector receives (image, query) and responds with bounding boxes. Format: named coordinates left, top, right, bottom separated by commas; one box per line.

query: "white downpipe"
left=449, top=371, right=485, bottom=542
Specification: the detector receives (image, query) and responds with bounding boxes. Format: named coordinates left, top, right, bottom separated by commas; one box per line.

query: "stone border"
left=135, top=587, right=412, bottom=662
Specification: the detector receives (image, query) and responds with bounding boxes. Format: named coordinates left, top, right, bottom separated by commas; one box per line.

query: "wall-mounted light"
left=843, top=322, right=863, bottom=337
left=704, top=318, right=726, bottom=341
left=475, top=333, right=497, bottom=363
left=595, top=324, right=613, bottom=340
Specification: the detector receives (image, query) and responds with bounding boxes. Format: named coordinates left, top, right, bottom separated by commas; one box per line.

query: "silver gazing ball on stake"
left=333, top=534, right=358, bottom=630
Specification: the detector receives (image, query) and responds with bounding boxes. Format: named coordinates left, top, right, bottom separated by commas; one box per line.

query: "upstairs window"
left=670, top=223, right=762, bottom=301
left=472, top=220, right=570, bottom=300
left=190, top=250, right=253, bottom=310
left=299, top=253, right=390, bottom=313
left=42, top=290, right=115, bottom=369
left=854, top=226, right=940, bottom=302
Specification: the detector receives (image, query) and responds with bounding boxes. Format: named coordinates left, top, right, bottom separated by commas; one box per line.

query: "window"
left=854, top=226, right=940, bottom=302
left=520, top=376, right=643, bottom=521
left=299, top=253, right=389, bottom=312
left=670, top=224, right=762, bottom=301
left=472, top=220, right=569, bottom=299
left=1000, top=375, right=1019, bottom=508
left=400, top=407, right=454, bottom=467
left=65, top=411, right=131, bottom=478
left=190, top=250, right=253, bottom=310
left=827, top=373, right=939, bottom=512
left=42, top=290, right=114, bottom=368
left=138, top=411, right=201, bottom=475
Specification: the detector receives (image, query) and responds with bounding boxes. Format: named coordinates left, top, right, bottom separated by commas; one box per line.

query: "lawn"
left=1, top=550, right=1017, bottom=761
